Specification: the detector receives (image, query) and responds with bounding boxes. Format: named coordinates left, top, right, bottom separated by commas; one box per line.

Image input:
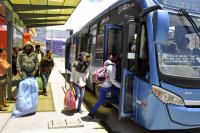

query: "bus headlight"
left=152, top=85, right=184, bottom=106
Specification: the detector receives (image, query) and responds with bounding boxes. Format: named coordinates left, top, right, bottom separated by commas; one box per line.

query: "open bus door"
left=104, top=24, right=123, bottom=101
left=104, top=24, right=123, bottom=60
left=119, top=16, right=137, bottom=119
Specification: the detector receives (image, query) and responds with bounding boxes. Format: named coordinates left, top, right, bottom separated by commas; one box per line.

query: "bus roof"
left=66, top=0, right=158, bottom=43
left=66, top=0, right=134, bottom=41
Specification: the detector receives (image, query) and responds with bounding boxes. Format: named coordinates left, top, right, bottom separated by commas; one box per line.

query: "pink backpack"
left=92, top=65, right=112, bottom=84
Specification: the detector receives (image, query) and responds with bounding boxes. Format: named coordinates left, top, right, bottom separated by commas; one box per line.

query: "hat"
left=79, top=52, right=90, bottom=58
left=83, top=52, right=90, bottom=57
left=24, top=41, right=32, bottom=46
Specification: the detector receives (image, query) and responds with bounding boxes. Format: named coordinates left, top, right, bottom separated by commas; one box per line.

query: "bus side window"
left=138, top=24, right=149, bottom=82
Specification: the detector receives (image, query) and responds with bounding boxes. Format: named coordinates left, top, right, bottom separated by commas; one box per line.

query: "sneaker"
left=0, top=107, right=7, bottom=111
left=3, top=104, right=9, bottom=107
left=77, top=109, right=83, bottom=114
left=87, top=113, right=95, bottom=120
left=43, top=92, right=48, bottom=96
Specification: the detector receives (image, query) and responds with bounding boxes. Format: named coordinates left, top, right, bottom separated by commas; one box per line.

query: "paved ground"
left=0, top=57, right=107, bottom=133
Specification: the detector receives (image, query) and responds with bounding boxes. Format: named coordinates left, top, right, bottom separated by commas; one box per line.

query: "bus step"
left=104, top=98, right=118, bottom=103
left=112, top=103, right=119, bottom=109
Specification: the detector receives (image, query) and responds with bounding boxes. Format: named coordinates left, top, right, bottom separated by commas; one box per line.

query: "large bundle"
left=12, top=77, right=38, bottom=117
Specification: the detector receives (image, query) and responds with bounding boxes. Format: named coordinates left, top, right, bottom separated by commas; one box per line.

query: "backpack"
left=92, top=64, right=113, bottom=84
left=64, top=89, right=76, bottom=111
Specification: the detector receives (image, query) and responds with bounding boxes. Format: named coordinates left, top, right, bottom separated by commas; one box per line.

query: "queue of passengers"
left=0, top=42, right=54, bottom=111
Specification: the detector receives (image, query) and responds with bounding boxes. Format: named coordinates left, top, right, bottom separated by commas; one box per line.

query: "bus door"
left=119, top=16, right=137, bottom=119
left=104, top=24, right=123, bottom=60
left=104, top=24, right=123, bottom=100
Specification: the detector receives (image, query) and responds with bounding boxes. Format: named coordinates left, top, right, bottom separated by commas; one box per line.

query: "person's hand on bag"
left=18, top=71, right=23, bottom=77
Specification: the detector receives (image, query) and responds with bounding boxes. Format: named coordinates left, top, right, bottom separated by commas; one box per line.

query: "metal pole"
left=7, top=11, right=13, bottom=100
left=51, top=29, right=53, bottom=51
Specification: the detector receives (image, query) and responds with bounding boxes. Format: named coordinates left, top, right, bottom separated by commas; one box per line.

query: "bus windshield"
left=156, top=13, right=200, bottom=78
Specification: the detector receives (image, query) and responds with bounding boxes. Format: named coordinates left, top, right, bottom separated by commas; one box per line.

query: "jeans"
left=41, top=72, right=50, bottom=93
left=73, top=83, right=85, bottom=111
left=90, top=86, right=120, bottom=115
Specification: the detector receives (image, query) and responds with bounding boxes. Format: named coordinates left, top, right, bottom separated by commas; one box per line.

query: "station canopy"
left=8, top=0, right=80, bottom=28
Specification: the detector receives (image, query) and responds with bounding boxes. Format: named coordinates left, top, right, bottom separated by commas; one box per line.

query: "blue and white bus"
left=66, top=0, right=200, bottom=130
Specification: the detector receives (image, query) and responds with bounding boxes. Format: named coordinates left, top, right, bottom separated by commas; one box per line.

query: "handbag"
left=36, top=76, right=43, bottom=90
left=0, top=59, right=11, bottom=76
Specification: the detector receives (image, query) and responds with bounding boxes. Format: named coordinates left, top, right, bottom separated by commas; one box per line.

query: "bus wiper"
left=178, top=9, right=200, bottom=39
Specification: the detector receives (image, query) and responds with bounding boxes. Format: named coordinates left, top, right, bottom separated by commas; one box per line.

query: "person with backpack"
left=88, top=53, right=121, bottom=119
left=70, top=52, right=90, bottom=113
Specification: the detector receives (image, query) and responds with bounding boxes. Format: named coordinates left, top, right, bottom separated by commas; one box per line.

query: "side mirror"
left=152, top=10, right=169, bottom=45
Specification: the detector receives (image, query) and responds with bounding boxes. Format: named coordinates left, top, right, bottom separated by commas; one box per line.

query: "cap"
left=24, top=41, right=32, bottom=46
left=83, top=52, right=90, bottom=57
left=79, top=52, right=90, bottom=57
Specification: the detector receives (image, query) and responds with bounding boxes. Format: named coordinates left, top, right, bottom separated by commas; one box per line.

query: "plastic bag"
left=64, top=89, right=76, bottom=111
left=12, top=77, right=38, bottom=117
left=36, top=76, right=43, bottom=90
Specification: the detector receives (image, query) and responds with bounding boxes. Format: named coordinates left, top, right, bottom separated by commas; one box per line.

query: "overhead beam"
left=26, top=23, right=64, bottom=28
left=18, top=13, right=69, bottom=19
left=23, top=19, right=66, bottom=25
left=12, top=4, right=76, bottom=11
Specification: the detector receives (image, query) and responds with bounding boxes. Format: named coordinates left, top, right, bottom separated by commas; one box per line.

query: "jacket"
left=40, top=56, right=54, bottom=73
left=16, top=51, right=39, bottom=77
left=70, top=61, right=89, bottom=88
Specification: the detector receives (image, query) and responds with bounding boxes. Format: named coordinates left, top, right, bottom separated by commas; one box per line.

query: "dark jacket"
left=40, top=56, right=54, bottom=73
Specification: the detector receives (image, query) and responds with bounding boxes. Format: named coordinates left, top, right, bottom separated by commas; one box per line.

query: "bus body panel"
left=144, top=93, right=200, bottom=130
left=161, top=82, right=200, bottom=101
left=146, top=12, right=160, bottom=86
left=167, top=105, right=200, bottom=126
left=135, top=77, right=152, bottom=125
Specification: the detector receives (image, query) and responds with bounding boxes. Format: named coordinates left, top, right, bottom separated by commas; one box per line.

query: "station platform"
left=0, top=57, right=107, bottom=133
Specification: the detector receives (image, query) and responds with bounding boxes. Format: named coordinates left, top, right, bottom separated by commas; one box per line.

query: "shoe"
left=10, top=97, right=16, bottom=101
left=43, top=93, right=47, bottom=96
left=4, top=104, right=9, bottom=107
left=77, top=109, right=83, bottom=114
left=87, top=113, right=95, bottom=120
left=0, top=107, right=7, bottom=111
